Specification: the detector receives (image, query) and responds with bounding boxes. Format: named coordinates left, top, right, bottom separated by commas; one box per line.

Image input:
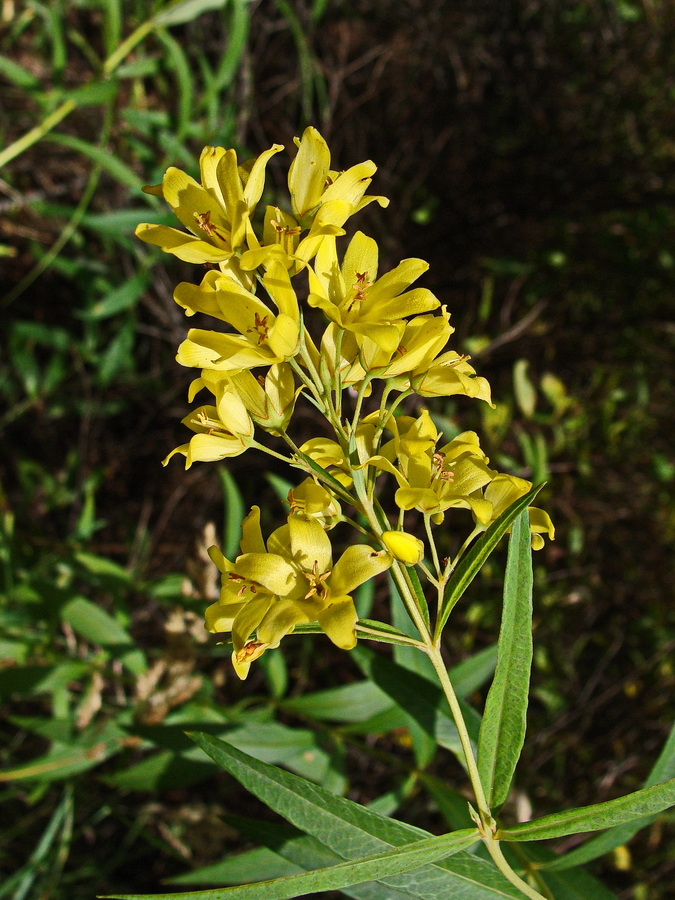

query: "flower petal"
left=316, top=597, right=358, bottom=650
left=288, top=516, right=333, bottom=574
left=330, top=545, right=391, bottom=595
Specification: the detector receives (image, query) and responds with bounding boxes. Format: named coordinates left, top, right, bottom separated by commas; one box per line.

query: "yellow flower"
left=135, top=143, right=282, bottom=264
left=361, top=311, right=452, bottom=376
left=480, top=474, right=555, bottom=550
left=174, top=260, right=301, bottom=371
left=288, top=127, right=388, bottom=226
left=308, top=232, right=440, bottom=355
left=162, top=380, right=255, bottom=469
left=287, top=478, right=342, bottom=530
left=411, top=350, right=494, bottom=406
left=228, top=363, right=298, bottom=434
left=359, top=414, right=494, bottom=525
left=205, top=509, right=391, bottom=678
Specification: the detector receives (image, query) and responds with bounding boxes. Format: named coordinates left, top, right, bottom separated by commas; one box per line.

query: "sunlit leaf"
left=477, top=510, right=533, bottom=808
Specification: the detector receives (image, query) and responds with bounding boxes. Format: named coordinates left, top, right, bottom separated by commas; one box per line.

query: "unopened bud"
left=381, top=530, right=424, bottom=565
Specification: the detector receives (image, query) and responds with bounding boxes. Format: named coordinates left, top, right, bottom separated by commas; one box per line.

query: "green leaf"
left=282, top=680, right=393, bottom=724
left=0, top=54, right=41, bottom=89
left=60, top=79, right=120, bottom=106
left=356, top=618, right=425, bottom=648
left=153, top=0, right=229, bottom=26
left=103, top=750, right=215, bottom=792
left=44, top=132, right=144, bottom=191
left=102, top=827, right=479, bottom=900
left=167, top=846, right=301, bottom=887
left=404, top=564, right=431, bottom=631
left=353, top=647, right=482, bottom=766
left=387, top=573, right=436, bottom=766
left=497, top=776, right=675, bottom=842
left=436, top=484, right=543, bottom=636
left=185, top=734, right=526, bottom=898
left=477, top=510, right=533, bottom=808
left=0, top=663, right=89, bottom=700
left=218, top=468, right=245, bottom=559
left=74, top=550, right=132, bottom=582
left=0, top=784, right=73, bottom=899
left=0, top=720, right=125, bottom=783
left=513, top=359, right=537, bottom=418
left=501, top=841, right=618, bottom=900
left=449, top=645, right=497, bottom=698
left=537, top=718, right=675, bottom=870
left=60, top=596, right=146, bottom=674
left=82, top=273, right=150, bottom=320
left=61, top=596, right=131, bottom=646
left=222, top=816, right=414, bottom=900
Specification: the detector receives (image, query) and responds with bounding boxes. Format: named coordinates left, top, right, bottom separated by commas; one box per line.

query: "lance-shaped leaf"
left=497, top=776, right=675, bottom=842
left=182, top=733, right=527, bottom=899
left=353, top=646, right=482, bottom=767
left=168, top=817, right=413, bottom=900
left=103, top=827, right=478, bottom=900
left=535, top=719, right=675, bottom=869
left=477, top=510, right=533, bottom=809
left=436, top=484, right=543, bottom=638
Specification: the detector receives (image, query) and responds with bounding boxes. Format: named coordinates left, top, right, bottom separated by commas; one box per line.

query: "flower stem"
left=483, top=839, right=548, bottom=900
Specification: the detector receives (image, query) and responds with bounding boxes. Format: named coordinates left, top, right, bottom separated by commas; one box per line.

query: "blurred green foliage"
left=1, top=0, right=674, bottom=897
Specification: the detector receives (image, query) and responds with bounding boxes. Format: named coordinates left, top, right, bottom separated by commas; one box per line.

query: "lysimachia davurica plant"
left=118, top=129, right=675, bottom=900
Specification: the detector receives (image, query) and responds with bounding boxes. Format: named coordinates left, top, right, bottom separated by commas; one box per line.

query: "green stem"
left=426, top=644, right=490, bottom=820
left=483, top=840, right=548, bottom=900
left=423, top=513, right=442, bottom=579
left=0, top=99, right=76, bottom=169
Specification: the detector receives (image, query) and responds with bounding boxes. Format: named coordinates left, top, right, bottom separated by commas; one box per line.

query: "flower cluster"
left=138, top=127, right=553, bottom=677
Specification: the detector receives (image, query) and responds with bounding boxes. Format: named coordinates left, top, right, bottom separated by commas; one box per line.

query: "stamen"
left=193, top=210, right=228, bottom=242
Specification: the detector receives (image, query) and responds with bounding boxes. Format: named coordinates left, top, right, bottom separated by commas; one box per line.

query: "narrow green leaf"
left=74, top=550, right=132, bottom=582
left=477, top=510, right=533, bottom=808
left=166, top=846, right=301, bottom=887
left=43, top=133, right=144, bottom=191
left=211, top=0, right=249, bottom=91
left=0, top=784, right=73, bottom=899
left=501, top=841, right=619, bottom=900
left=60, top=79, right=120, bottom=106
left=155, top=30, right=193, bottom=139
left=537, top=719, right=675, bottom=870
left=353, top=647, right=482, bottom=763
left=184, top=735, right=526, bottom=898
left=404, top=564, right=431, bottom=630
left=61, top=596, right=132, bottom=647
left=225, top=816, right=415, bottom=900
left=218, top=468, right=245, bottom=559
left=60, top=596, right=146, bottom=674
left=497, top=777, right=675, bottom=842
left=282, top=680, right=393, bottom=724
left=449, top=646, right=497, bottom=698
left=102, top=828, right=479, bottom=900
left=82, top=273, right=149, bottom=320
left=513, top=359, right=537, bottom=418
left=0, top=54, right=41, bottom=89
left=153, top=0, right=229, bottom=26
left=387, top=573, right=437, bottom=766
left=356, top=618, right=425, bottom=648
left=437, top=484, right=543, bottom=635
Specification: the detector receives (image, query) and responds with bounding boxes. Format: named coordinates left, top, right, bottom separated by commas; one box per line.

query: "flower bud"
left=381, top=530, right=425, bottom=565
